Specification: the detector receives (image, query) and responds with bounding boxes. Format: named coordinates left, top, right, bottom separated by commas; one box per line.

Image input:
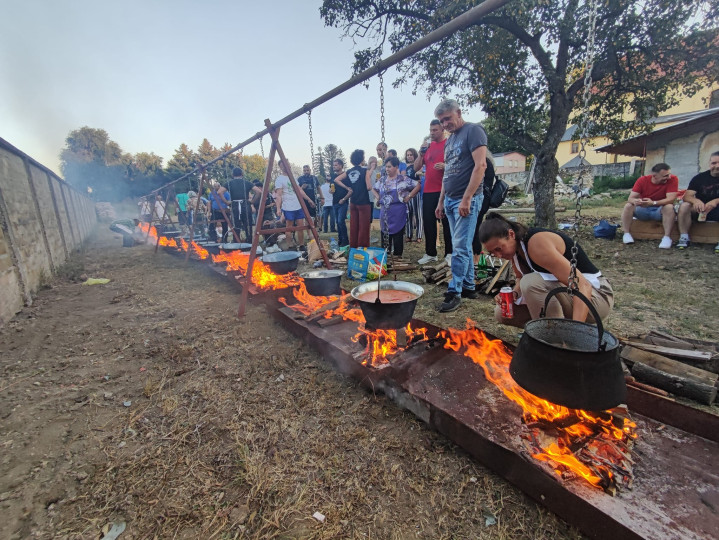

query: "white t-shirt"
left=155, top=200, right=166, bottom=219
left=275, top=175, right=301, bottom=211
left=320, top=183, right=332, bottom=207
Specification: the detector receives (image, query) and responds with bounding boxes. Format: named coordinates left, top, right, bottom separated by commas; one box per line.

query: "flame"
left=442, top=321, right=636, bottom=490
left=279, top=282, right=341, bottom=316
left=159, top=236, right=177, bottom=247
left=211, top=250, right=300, bottom=290
left=352, top=323, right=428, bottom=367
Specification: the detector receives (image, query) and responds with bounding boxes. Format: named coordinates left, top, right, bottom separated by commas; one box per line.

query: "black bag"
left=488, top=178, right=509, bottom=208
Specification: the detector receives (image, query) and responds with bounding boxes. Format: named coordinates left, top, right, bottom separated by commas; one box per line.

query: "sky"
left=0, top=0, right=485, bottom=177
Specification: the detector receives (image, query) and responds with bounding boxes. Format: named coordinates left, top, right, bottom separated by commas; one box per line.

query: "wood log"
left=430, top=267, right=450, bottom=281
left=317, top=315, right=344, bottom=328
left=305, top=295, right=351, bottom=321
left=425, top=260, right=448, bottom=274
left=646, top=330, right=691, bottom=344
left=481, top=260, right=510, bottom=294
left=623, top=341, right=713, bottom=363
left=631, top=362, right=717, bottom=405
left=620, top=346, right=718, bottom=386
left=489, top=207, right=566, bottom=214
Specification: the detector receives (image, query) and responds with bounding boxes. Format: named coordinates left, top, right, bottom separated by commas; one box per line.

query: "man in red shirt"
left=620, top=162, right=679, bottom=249
left=414, top=119, right=452, bottom=264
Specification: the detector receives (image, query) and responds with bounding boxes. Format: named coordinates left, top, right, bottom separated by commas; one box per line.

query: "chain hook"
left=568, top=0, right=599, bottom=293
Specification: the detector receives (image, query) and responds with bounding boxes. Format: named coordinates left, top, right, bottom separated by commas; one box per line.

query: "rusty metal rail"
left=147, top=0, right=512, bottom=195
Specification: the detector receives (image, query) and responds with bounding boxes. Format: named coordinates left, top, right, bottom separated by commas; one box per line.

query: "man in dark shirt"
left=677, top=151, right=719, bottom=252
left=228, top=167, right=261, bottom=242
left=297, top=165, right=322, bottom=222
left=330, top=158, right=350, bottom=247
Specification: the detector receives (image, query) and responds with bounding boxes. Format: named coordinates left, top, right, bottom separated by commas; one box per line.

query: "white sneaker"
left=418, top=254, right=438, bottom=265
left=445, top=254, right=452, bottom=265
left=658, top=236, right=672, bottom=249
left=622, top=232, right=634, bottom=244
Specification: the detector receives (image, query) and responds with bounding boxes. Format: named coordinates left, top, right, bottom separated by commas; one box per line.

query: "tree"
left=313, top=149, right=328, bottom=183
left=165, top=143, right=197, bottom=179
left=241, top=154, right=267, bottom=182
left=321, top=0, right=719, bottom=227
left=60, top=127, right=128, bottom=200
left=320, top=144, right=346, bottom=170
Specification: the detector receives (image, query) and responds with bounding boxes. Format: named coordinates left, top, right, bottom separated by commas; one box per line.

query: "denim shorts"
left=283, top=208, right=305, bottom=221
left=634, top=205, right=663, bottom=221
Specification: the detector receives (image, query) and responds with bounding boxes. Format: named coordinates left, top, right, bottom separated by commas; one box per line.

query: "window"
left=571, top=142, right=579, bottom=153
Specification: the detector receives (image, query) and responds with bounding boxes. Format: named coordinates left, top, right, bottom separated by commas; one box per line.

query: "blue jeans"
left=334, top=202, right=349, bottom=247
left=322, top=206, right=336, bottom=232
left=444, top=193, right=482, bottom=294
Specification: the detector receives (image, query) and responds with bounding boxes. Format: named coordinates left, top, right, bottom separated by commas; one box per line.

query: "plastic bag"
left=593, top=219, right=618, bottom=240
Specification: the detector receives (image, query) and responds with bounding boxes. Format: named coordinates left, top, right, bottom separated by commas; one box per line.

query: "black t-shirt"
left=228, top=177, right=255, bottom=200
left=687, top=170, right=719, bottom=204
left=330, top=172, right=349, bottom=202
left=523, top=228, right=599, bottom=275
left=345, top=166, right=371, bottom=205
left=297, top=174, right=319, bottom=201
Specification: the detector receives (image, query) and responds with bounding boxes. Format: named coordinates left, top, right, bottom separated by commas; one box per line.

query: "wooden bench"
left=630, top=219, right=719, bottom=243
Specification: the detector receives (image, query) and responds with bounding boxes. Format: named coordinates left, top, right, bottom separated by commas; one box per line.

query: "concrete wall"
left=0, top=137, right=96, bottom=326
left=645, top=127, right=719, bottom=189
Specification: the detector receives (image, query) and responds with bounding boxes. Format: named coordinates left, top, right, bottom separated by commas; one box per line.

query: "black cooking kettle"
left=509, top=287, right=626, bottom=411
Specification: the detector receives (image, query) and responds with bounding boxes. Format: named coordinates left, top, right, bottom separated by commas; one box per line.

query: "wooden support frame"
left=237, top=119, right=331, bottom=318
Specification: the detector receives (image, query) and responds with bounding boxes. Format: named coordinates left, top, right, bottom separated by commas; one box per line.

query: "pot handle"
left=540, top=287, right=606, bottom=352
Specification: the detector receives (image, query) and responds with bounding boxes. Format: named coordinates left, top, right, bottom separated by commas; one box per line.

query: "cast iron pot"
left=350, top=281, right=424, bottom=330
left=220, top=243, right=263, bottom=255
left=509, top=287, right=625, bottom=411
left=300, top=270, right=344, bottom=296
left=261, top=251, right=301, bottom=275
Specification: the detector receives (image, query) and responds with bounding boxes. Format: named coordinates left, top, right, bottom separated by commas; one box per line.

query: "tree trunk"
left=533, top=147, right=560, bottom=229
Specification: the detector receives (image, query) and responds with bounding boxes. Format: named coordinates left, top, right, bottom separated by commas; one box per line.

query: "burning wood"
left=442, top=322, right=636, bottom=494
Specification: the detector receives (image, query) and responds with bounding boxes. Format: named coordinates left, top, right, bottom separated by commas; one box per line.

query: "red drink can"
left=500, top=287, right=514, bottom=319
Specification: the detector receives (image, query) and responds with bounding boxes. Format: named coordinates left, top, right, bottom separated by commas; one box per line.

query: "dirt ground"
left=1, top=202, right=717, bottom=539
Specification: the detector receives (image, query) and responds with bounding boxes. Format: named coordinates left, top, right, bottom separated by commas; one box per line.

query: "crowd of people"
left=136, top=99, right=719, bottom=327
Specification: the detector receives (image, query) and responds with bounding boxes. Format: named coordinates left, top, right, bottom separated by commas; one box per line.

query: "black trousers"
left=422, top=191, right=452, bottom=257
left=381, top=226, right=405, bottom=257
left=472, top=194, right=493, bottom=253
left=209, top=209, right=229, bottom=242
left=232, top=200, right=252, bottom=242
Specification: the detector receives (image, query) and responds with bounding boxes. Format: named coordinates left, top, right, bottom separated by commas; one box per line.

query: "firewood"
left=425, top=260, right=448, bottom=274
left=305, top=295, right=351, bottom=321
left=622, top=341, right=713, bottom=363
left=646, top=330, right=691, bottom=344
left=430, top=267, right=450, bottom=281
left=631, top=362, right=717, bottom=405
left=481, top=260, right=509, bottom=294
left=316, top=315, right=344, bottom=328
left=620, top=346, right=717, bottom=386
left=626, top=380, right=671, bottom=397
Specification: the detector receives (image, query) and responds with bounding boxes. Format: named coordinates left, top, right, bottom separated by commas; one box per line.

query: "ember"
left=442, top=321, right=636, bottom=493
left=352, top=323, right=428, bottom=367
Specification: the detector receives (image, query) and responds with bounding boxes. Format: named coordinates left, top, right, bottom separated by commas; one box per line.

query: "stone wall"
left=0, top=137, right=96, bottom=326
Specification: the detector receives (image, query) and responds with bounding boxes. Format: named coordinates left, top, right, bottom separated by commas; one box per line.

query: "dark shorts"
left=693, top=206, right=719, bottom=222
left=283, top=208, right=305, bottom=221
left=177, top=210, right=187, bottom=225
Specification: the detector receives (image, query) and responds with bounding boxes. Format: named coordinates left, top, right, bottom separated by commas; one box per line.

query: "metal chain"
left=307, top=110, right=314, bottom=171
left=259, top=136, right=265, bottom=160
left=568, top=0, right=598, bottom=293
left=378, top=71, right=386, bottom=144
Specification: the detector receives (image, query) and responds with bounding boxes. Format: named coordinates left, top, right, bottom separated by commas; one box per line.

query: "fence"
left=0, top=137, right=97, bottom=325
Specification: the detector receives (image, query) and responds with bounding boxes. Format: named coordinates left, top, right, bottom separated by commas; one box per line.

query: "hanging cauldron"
left=351, top=281, right=424, bottom=330
left=261, top=251, right=301, bottom=275
left=300, top=270, right=344, bottom=297
left=509, top=288, right=625, bottom=411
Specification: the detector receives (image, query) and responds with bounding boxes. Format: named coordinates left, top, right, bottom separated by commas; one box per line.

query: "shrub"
left=592, top=173, right=638, bottom=193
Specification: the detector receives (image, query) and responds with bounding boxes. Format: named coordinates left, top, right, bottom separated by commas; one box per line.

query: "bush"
left=592, top=173, right=638, bottom=193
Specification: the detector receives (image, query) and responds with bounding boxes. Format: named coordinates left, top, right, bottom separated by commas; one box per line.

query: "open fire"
left=443, top=322, right=636, bottom=494
left=143, top=224, right=637, bottom=493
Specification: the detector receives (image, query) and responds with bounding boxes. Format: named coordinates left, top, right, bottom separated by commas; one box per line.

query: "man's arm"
left=435, top=184, right=446, bottom=219
left=458, top=146, right=487, bottom=217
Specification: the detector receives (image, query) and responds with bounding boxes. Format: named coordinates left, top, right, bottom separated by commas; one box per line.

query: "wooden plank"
left=629, top=219, right=719, bottom=243
left=621, top=346, right=718, bottom=386
left=647, top=330, right=691, bottom=344
left=624, top=341, right=713, bottom=362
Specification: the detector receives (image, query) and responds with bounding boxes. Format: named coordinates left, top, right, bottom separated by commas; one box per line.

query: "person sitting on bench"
left=621, top=162, right=678, bottom=249
left=677, top=151, right=719, bottom=252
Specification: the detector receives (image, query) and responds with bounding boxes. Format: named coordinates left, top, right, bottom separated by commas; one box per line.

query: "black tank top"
left=522, top=228, right=599, bottom=275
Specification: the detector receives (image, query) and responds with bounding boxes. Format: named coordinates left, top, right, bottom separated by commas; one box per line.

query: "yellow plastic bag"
left=82, top=278, right=110, bottom=285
